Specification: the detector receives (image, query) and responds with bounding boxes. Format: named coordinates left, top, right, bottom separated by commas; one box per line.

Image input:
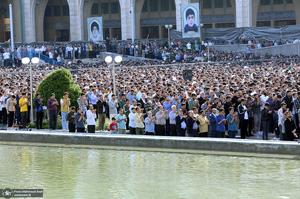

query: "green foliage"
left=35, top=69, right=81, bottom=110
left=28, top=119, right=62, bottom=130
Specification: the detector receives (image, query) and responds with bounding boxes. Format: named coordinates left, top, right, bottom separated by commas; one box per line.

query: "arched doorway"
left=82, top=0, right=122, bottom=41
left=43, top=0, right=70, bottom=41
left=35, top=0, right=70, bottom=42
left=136, top=0, right=176, bottom=39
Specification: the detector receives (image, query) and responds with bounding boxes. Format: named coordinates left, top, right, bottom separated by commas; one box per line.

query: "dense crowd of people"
left=0, top=44, right=300, bottom=142
left=1, top=36, right=299, bottom=68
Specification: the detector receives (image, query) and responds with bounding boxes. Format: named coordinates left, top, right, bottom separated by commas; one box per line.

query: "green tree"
left=35, top=69, right=81, bottom=111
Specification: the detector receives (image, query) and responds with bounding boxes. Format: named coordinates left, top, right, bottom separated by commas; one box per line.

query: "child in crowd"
left=109, top=117, right=118, bottom=134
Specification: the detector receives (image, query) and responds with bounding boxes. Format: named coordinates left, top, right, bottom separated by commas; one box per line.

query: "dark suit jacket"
left=97, top=100, right=107, bottom=114
left=176, top=115, right=186, bottom=130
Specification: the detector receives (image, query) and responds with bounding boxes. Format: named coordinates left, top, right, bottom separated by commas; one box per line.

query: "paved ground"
left=4, top=127, right=285, bottom=141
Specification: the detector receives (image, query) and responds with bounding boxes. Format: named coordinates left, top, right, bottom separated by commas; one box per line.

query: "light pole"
left=198, top=23, right=203, bottom=44
left=105, top=55, right=122, bottom=95
left=22, top=57, right=40, bottom=124
left=165, top=24, right=173, bottom=48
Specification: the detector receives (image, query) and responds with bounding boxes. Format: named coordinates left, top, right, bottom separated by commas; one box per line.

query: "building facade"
left=0, top=0, right=299, bottom=42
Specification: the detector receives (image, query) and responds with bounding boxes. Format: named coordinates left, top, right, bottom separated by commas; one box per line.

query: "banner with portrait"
left=87, top=17, right=103, bottom=43
left=181, top=3, right=200, bottom=38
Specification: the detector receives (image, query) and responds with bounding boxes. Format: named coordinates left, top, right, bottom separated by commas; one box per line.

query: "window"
left=101, top=3, right=109, bottom=14
left=273, top=0, right=283, bottom=4
left=4, top=10, right=9, bottom=18
left=161, top=0, right=169, bottom=11
left=142, top=0, right=148, bottom=12
left=63, top=5, right=69, bottom=16
left=226, top=0, right=232, bottom=7
left=260, top=0, right=270, bottom=5
left=203, top=24, right=212, bottom=28
left=91, top=3, right=99, bottom=15
left=142, top=26, right=159, bottom=38
left=203, top=0, right=212, bottom=9
left=150, top=0, right=158, bottom=12
left=256, top=21, right=271, bottom=27
left=53, top=6, right=60, bottom=16
left=215, top=0, right=223, bottom=8
left=286, top=0, right=293, bottom=3
left=215, top=23, right=235, bottom=28
left=275, top=20, right=296, bottom=27
left=45, top=6, right=51, bottom=17
left=111, top=2, right=119, bottom=14
left=104, top=28, right=110, bottom=39
left=112, top=28, right=121, bottom=39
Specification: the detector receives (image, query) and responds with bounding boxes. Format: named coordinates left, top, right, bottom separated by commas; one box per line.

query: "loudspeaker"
left=183, top=70, right=193, bottom=81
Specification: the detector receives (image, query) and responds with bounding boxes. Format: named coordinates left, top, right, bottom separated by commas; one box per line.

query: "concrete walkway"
left=0, top=130, right=299, bottom=158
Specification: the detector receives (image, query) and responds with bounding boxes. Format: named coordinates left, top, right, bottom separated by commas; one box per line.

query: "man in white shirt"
left=3, top=51, right=10, bottom=67
left=86, top=104, right=96, bottom=133
left=129, top=107, right=136, bottom=134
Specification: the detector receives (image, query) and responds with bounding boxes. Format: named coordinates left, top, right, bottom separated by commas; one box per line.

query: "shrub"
left=35, top=68, right=81, bottom=111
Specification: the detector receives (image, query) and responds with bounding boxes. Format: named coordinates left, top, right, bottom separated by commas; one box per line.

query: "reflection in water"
left=0, top=145, right=299, bottom=199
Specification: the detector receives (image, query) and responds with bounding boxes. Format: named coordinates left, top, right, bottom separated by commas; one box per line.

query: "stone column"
left=22, top=0, right=35, bottom=42
left=69, top=0, right=82, bottom=41
left=293, top=0, right=300, bottom=25
left=120, top=0, right=132, bottom=40
left=235, top=0, right=252, bottom=27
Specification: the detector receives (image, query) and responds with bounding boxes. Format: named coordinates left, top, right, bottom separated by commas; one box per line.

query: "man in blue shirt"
left=126, top=90, right=136, bottom=105
left=35, top=93, right=44, bottom=129
left=163, top=97, right=172, bottom=136
left=75, top=108, right=86, bottom=133
left=145, top=112, right=156, bottom=135
left=209, top=108, right=218, bottom=138
left=116, top=108, right=127, bottom=134
left=226, top=107, right=238, bottom=138
left=216, top=108, right=226, bottom=138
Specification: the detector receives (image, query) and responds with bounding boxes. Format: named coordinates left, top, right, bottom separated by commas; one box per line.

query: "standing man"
left=128, top=107, right=136, bottom=134
left=19, top=93, right=29, bottom=129
left=66, top=107, right=76, bottom=133
left=75, top=108, right=86, bottom=133
left=97, top=95, right=107, bottom=132
left=293, top=92, right=300, bottom=134
left=261, top=102, right=271, bottom=140
left=77, top=93, right=88, bottom=115
left=134, top=108, right=145, bottom=135
left=176, top=109, right=187, bottom=136
left=60, top=92, right=71, bottom=131
left=0, top=93, right=3, bottom=124
left=238, top=98, right=249, bottom=139
left=35, top=93, right=44, bottom=129
left=145, top=111, right=156, bottom=135
left=108, top=94, right=118, bottom=122
left=116, top=108, right=127, bottom=134
left=251, top=93, right=261, bottom=134
left=6, top=94, right=16, bottom=128
left=226, top=107, right=238, bottom=138
left=209, top=108, right=218, bottom=138
left=47, top=93, right=59, bottom=130
left=86, top=104, right=96, bottom=133
left=169, top=105, right=178, bottom=136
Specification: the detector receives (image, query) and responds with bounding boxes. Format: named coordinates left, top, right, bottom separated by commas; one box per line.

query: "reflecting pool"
left=0, top=144, right=299, bottom=198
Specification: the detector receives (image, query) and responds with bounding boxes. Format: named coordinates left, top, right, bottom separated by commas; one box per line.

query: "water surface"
left=0, top=144, right=299, bottom=199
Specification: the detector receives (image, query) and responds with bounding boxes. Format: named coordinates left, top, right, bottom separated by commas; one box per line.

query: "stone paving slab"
left=0, top=130, right=299, bottom=156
